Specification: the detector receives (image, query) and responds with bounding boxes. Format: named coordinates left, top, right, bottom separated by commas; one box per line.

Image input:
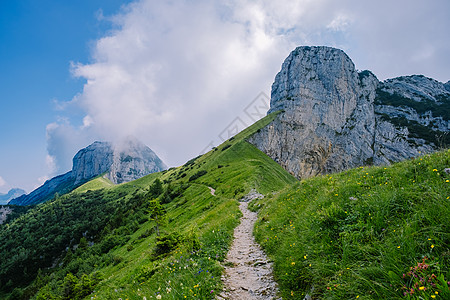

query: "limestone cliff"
left=248, top=46, right=450, bottom=179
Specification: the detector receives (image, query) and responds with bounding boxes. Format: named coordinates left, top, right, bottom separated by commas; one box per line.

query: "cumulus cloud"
left=46, top=0, right=450, bottom=172
left=46, top=120, right=94, bottom=174
left=0, top=176, right=6, bottom=188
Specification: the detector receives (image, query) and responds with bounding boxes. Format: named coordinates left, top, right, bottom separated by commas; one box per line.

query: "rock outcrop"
left=72, top=141, right=114, bottom=185
left=107, top=137, right=167, bottom=184
left=248, top=46, right=450, bottom=179
left=10, top=137, right=166, bottom=205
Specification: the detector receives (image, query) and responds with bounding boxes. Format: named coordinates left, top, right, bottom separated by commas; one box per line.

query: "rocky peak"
left=381, top=75, right=450, bottom=102
left=72, top=137, right=167, bottom=185
left=248, top=46, right=449, bottom=180
left=108, top=136, right=167, bottom=184
left=72, top=141, right=114, bottom=185
left=0, top=188, right=26, bottom=205
left=269, top=46, right=365, bottom=118
left=445, top=81, right=450, bottom=92
left=10, top=137, right=166, bottom=205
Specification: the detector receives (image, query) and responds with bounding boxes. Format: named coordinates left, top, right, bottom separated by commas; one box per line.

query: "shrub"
left=189, top=170, right=207, bottom=182
left=155, top=232, right=182, bottom=256
left=221, top=144, right=232, bottom=151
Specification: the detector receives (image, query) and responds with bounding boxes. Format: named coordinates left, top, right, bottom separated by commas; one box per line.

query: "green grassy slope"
left=2, top=108, right=448, bottom=300
left=250, top=149, right=450, bottom=299
left=0, top=112, right=296, bottom=300
left=73, top=175, right=114, bottom=193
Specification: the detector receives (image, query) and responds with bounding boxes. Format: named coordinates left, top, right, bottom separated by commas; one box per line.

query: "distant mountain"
left=249, top=46, right=450, bottom=179
left=9, top=137, right=166, bottom=206
left=0, top=188, right=26, bottom=205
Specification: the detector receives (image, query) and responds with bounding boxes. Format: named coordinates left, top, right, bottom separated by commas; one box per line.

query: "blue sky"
left=0, top=0, right=132, bottom=192
left=1, top=0, right=449, bottom=194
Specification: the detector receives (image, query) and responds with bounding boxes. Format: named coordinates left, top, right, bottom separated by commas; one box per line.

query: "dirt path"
left=219, top=201, right=280, bottom=299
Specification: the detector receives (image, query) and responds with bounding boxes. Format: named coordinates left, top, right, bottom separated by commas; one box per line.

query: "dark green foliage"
left=221, top=144, right=232, bottom=151
left=358, top=70, right=373, bottom=81
left=147, top=198, right=165, bottom=236
left=59, top=271, right=102, bottom=300
left=379, top=114, right=450, bottom=147
left=188, top=170, right=208, bottom=182
left=183, top=155, right=201, bottom=167
left=0, top=205, right=33, bottom=225
left=155, top=232, right=183, bottom=256
left=0, top=186, right=147, bottom=293
left=147, top=178, right=163, bottom=198
left=375, top=88, right=450, bottom=121
left=160, top=183, right=188, bottom=204
left=135, top=262, right=160, bottom=283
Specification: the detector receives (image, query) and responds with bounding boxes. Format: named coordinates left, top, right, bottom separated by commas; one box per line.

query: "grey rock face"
left=107, top=137, right=167, bottom=184
left=249, top=46, right=450, bottom=179
left=72, top=141, right=114, bottom=185
left=71, top=137, right=166, bottom=185
left=10, top=137, right=166, bottom=205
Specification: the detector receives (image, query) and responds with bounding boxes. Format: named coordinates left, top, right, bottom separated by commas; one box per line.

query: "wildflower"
left=419, top=286, right=425, bottom=291
left=433, top=169, right=438, bottom=172
left=431, top=296, right=436, bottom=299
left=291, top=262, right=295, bottom=265
left=156, top=295, right=162, bottom=300
left=431, top=244, right=434, bottom=248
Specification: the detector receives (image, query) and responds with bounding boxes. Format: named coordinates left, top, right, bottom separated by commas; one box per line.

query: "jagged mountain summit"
left=0, top=188, right=26, bottom=205
left=72, top=137, right=166, bottom=185
left=9, top=137, right=166, bottom=205
left=249, top=46, right=450, bottom=179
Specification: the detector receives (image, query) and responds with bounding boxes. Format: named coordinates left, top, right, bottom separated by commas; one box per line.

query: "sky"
left=0, top=0, right=449, bottom=194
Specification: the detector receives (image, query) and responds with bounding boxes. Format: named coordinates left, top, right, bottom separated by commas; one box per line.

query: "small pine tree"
left=148, top=179, right=163, bottom=198
left=148, top=198, right=165, bottom=236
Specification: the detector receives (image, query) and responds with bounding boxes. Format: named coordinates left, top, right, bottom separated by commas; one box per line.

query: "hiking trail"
left=218, top=200, right=281, bottom=299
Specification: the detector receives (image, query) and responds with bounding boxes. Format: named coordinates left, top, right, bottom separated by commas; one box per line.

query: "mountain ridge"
left=0, top=188, right=26, bottom=205
left=0, top=45, right=448, bottom=300
left=9, top=138, right=166, bottom=205
left=249, top=46, right=449, bottom=180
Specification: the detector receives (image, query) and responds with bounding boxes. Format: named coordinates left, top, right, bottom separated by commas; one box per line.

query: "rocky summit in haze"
left=248, top=46, right=450, bottom=179
left=0, top=188, right=26, bottom=205
left=9, top=137, right=166, bottom=205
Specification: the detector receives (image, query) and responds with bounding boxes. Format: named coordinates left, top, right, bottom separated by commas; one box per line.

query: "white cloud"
left=46, top=121, right=94, bottom=174
left=0, top=176, right=6, bottom=188
left=0, top=176, right=10, bottom=194
left=46, top=0, right=450, bottom=172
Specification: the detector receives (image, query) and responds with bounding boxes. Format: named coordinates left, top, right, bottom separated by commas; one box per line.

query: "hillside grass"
left=0, top=112, right=297, bottom=300
left=74, top=175, right=114, bottom=193
left=250, top=149, right=450, bottom=299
